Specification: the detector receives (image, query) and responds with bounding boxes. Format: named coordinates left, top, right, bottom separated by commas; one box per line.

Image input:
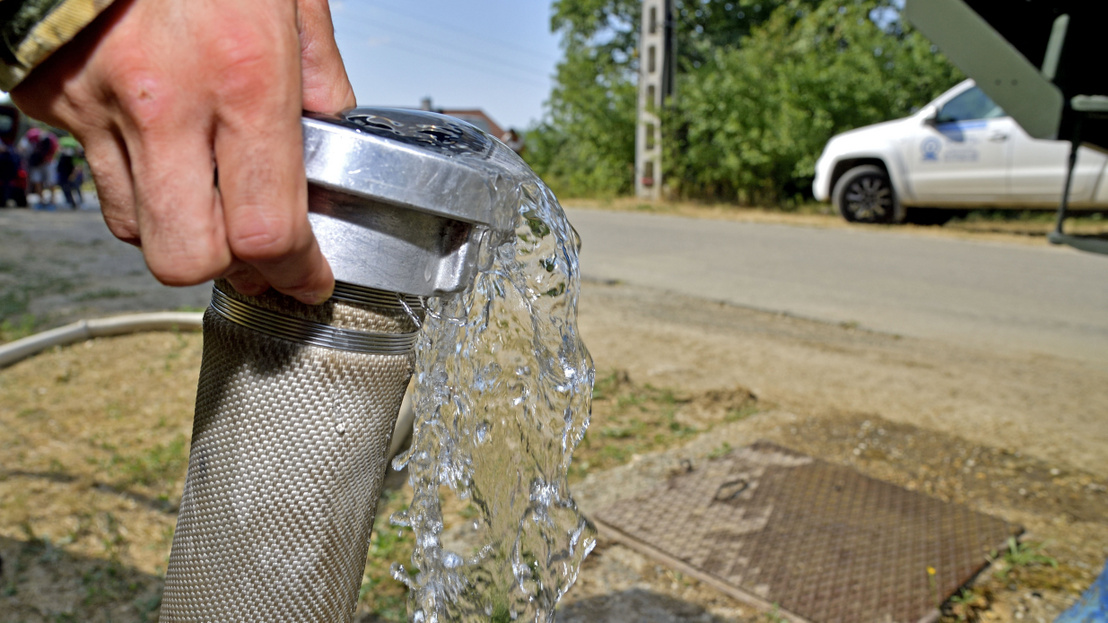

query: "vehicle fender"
left=1091, top=163, right=1108, bottom=204
left=828, top=151, right=912, bottom=203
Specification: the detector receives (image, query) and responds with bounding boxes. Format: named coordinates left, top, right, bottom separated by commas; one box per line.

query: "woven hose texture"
left=161, top=283, right=419, bottom=622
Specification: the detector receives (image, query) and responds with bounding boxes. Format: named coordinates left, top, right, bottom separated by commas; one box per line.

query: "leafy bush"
left=666, top=0, right=962, bottom=204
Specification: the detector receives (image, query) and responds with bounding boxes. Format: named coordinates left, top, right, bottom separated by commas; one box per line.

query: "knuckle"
left=107, top=62, right=172, bottom=130
left=210, top=29, right=294, bottom=106
left=227, top=217, right=300, bottom=262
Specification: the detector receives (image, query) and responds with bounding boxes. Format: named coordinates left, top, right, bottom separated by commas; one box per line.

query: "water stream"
left=392, top=142, right=595, bottom=621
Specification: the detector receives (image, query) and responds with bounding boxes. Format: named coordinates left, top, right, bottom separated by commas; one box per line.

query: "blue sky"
left=330, top=0, right=563, bottom=132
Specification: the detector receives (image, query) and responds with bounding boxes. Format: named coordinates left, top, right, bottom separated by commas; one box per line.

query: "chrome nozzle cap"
left=303, top=107, right=515, bottom=297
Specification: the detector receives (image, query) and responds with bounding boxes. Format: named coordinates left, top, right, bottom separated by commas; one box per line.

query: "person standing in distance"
left=3, top=0, right=354, bottom=304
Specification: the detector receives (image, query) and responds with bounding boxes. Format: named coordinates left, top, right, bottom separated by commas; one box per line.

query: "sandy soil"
left=1, top=208, right=1105, bottom=622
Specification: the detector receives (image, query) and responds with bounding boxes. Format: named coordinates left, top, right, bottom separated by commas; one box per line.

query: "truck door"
left=1008, top=126, right=1108, bottom=205
left=907, top=85, right=1010, bottom=202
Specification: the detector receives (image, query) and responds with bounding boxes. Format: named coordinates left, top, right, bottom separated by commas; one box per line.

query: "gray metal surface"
left=303, top=108, right=516, bottom=296
left=160, top=285, right=420, bottom=622
left=593, top=441, right=1019, bottom=623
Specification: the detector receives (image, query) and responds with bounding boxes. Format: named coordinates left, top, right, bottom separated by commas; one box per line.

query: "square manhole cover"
left=593, top=441, right=1019, bottom=623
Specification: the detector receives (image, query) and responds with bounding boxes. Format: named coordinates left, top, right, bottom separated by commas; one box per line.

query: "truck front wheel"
left=833, top=165, right=902, bottom=224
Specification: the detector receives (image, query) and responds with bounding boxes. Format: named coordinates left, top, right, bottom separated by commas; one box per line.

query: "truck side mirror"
left=921, top=105, right=940, bottom=126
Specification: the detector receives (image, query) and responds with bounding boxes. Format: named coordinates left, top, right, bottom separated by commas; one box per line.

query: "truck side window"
left=935, top=87, right=1006, bottom=123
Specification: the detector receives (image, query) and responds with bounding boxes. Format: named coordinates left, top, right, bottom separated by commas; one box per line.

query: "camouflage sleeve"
left=1, top=0, right=115, bottom=92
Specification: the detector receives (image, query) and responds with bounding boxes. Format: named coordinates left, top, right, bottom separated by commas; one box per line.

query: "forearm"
left=1, top=0, right=115, bottom=91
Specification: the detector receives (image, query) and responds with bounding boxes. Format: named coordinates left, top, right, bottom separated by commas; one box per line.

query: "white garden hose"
left=0, top=311, right=203, bottom=368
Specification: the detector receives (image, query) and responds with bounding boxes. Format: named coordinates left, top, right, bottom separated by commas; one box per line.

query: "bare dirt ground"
left=561, top=279, right=1108, bottom=623
left=1, top=208, right=1105, bottom=622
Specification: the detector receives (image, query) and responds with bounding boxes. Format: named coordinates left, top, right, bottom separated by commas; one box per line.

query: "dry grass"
left=0, top=331, right=199, bottom=622
left=1, top=330, right=1102, bottom=621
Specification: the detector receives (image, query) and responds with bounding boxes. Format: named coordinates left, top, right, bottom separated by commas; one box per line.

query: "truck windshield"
left=936, top=86, right=1007, bottom=123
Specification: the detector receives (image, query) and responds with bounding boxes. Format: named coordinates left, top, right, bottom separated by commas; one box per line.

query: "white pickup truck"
left=813, top=79, right=1108, bottom=224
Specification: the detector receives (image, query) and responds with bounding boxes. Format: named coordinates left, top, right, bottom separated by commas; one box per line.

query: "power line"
left=366, top=0, right=561, bottom=66
left=367, top=38, right=551, bottom=92
left=336, top=19, right=553, bottom=90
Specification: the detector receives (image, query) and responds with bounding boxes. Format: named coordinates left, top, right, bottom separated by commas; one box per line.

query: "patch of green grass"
left=1002, top=538, right=1057, bottom=568
left=724, top=403, right=760, bottom=423
left=0, top=312, right=40, bottom=341
left=133, top=588, right=164, bottom=622
left=991, top=537, right=1057, bottom=582
left=963, top=209, right=1056, bottom=223
left=17, top=407, right=46, bottom=419
left=82, top=561, right=141, bottom=608
left=106, top=435, right=189, bottom=489
left=574, top=370, right=741, bottom=480
left=97, top=512, right=126, bottom=559
left=954, top=208, right=1108, bottom=231
left=358, top=489, right=415, bottom=621
left=763, top=604, right=788, bottom=622
left=707, top=442, right=732, bottom=460
left=979, top=537, right=1072, bottom=597
left=0, top=301, right=34, bottom=332
left=943, top=587, right=990, bottom=622
left=1, top=271, right=78, bottom=340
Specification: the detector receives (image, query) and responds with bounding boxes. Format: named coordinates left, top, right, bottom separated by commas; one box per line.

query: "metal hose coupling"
left=160, top=108, right=514, bottom=622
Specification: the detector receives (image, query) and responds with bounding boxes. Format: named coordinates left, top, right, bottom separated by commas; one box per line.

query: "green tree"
left=528, top=0, right=796, bottom=197
left=666, top=0, right=961, bottom=203
left=524, top=0, right=639, bottom=197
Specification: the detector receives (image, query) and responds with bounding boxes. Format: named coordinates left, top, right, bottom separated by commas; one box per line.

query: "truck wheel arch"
left=831, top=162, right=906, bottom=224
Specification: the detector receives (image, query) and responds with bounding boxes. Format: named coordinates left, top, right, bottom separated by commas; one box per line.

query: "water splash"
left=392, top=142, right=595, bottom=622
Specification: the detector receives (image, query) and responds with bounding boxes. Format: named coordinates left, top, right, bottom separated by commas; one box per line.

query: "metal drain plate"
left=593, top=441, right=1019, bottom=623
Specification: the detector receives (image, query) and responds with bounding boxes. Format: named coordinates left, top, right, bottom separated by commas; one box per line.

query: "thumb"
left=298, top=0, right=357, bottom=113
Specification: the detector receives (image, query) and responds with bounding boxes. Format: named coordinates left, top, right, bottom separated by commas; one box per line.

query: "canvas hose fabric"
left=160, top=281, right=423, bottom=621
left=0, top=0, right=115, bottom=92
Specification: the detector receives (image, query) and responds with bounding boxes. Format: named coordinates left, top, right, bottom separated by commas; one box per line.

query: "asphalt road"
left=8, top=207, right=1105, bottom=368
left=565, top=207, right=1108, bottom=368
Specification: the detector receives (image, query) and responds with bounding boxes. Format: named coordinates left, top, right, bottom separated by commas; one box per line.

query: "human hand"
left=11, top=0, right=356, bottom=304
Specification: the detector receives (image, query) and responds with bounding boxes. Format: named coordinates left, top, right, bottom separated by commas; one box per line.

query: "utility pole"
left=636, top=0, right=675, bottom=200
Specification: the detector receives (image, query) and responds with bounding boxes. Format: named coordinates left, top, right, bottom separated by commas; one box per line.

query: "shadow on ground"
left=556, top=587, right=732, bottom=623
left=0, top=535, right=163, bottom=623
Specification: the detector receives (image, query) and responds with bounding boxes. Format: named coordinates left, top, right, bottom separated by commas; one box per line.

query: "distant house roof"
left=417, top=97, right=506, bottom=140
left=438, top=109, right=505, bottom=140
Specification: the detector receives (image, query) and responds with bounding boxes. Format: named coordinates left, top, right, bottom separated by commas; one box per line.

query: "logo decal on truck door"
left=921, top=137, right=941, bottom=161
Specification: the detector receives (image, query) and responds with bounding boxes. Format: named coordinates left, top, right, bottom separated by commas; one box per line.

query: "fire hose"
left=154, top=108, right=515, bottom=621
